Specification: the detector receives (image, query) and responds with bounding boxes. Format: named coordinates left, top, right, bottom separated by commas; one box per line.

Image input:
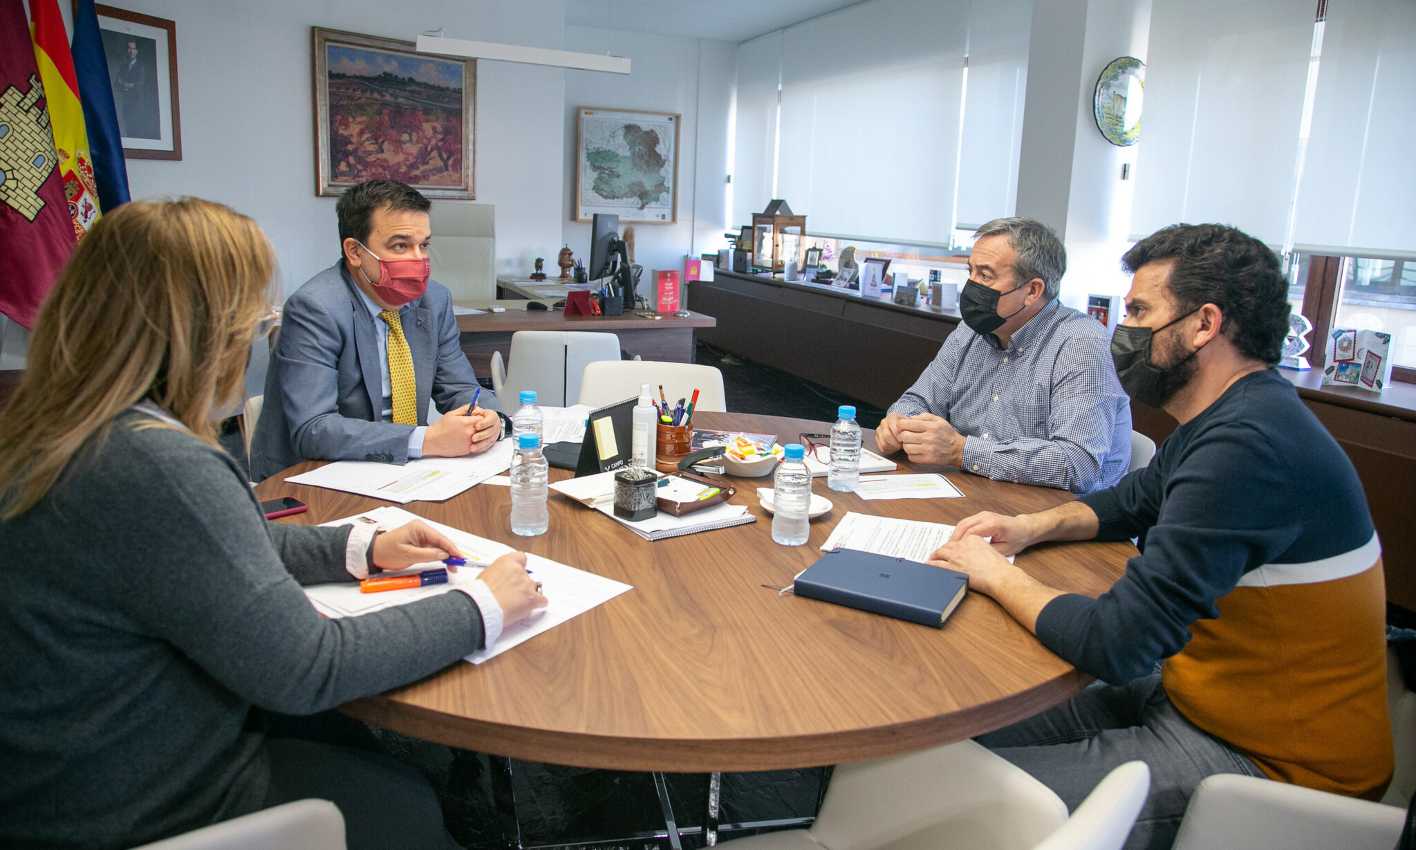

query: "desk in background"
left=689, top=269, right=960, bottom=410
left=460, top=275, right=716, bottom=378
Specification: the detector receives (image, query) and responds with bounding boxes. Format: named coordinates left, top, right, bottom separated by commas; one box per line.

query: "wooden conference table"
left=256, top=411, right=1133, bottom=778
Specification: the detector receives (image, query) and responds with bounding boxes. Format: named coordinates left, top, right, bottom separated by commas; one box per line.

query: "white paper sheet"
left=549, top=471, right=754, bottom=540
left=286, top=440, right=514, bottom=503
left=852, top=473, right=964, bottom=500
left=540, top=404, right=591, bottom=444
left=452, top=305, right=487, bottom=316
left=311, top=507, right=632, bottom=664
left=820, top=511, right=1012, bottom=564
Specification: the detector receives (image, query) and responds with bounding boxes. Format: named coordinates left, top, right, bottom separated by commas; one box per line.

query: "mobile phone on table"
left=261, top=497, right=307, bottom=520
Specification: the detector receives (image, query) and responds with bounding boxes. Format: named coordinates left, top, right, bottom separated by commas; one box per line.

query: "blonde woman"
left=0, top=199, right=545, bottom=850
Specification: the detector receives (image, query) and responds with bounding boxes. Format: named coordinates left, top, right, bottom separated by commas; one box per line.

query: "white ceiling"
left=566, top=0, right=862, bottom=44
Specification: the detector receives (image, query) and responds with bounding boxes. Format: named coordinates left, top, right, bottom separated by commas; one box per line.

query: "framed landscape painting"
left=312, top=27, right=475, bottom=198
left=574, top=107, right=679, bottom=224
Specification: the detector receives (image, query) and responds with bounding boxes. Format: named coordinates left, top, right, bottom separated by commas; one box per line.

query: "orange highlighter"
left=360, top=568, right=449, bottom=594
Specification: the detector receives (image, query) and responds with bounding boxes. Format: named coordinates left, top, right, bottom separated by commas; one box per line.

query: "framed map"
left=312, top=27, right=475, bottom=199
left=574, top=107, right=679, bottom=224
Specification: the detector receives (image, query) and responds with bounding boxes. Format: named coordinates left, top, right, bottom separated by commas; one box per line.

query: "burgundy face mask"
left=355, top=241, right=429, bottom=307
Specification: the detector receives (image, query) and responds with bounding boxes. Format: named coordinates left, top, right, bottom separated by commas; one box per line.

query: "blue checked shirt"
left=890, top=299, right=1132, bottom=494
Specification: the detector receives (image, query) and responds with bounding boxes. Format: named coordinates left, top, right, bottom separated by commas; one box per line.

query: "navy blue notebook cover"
left=794, top=548, right=968, bottom=628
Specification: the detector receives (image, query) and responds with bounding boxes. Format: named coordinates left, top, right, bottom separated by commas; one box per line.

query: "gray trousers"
left=976, top=674, right=1264, bottom=850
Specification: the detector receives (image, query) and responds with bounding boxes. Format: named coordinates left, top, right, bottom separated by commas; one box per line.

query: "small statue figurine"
left=621, top=226, right=636, bottom=264
left=530, top=257, right=547, bottom=281
left=557, top=245, right=574, bottom=281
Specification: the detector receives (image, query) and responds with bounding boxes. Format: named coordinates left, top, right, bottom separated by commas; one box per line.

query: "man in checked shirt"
left=875, top=217, right=1132, bottom=493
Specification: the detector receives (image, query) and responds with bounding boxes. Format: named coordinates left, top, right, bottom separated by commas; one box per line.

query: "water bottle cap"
left=783, top=443, right=805, bottom=460
left=838, top=405, right=856, bottom=420
left=518, top=433, right=541, bottom=449
left=519, top=390, right=537, bottom=404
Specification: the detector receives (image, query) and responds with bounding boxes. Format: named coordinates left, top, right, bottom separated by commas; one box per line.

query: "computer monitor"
left=589, top=213, right=620, bottom=280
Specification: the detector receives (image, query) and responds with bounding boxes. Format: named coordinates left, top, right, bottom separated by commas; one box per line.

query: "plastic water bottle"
left=772, top=443, right=812, bottom=546
left=631, top=383, right=658, bottom=471
left=828, top=405, right=862, bottom=492
left=511, top=390, right=543, bottom=442
left=510, top=433, right=549, bottom=537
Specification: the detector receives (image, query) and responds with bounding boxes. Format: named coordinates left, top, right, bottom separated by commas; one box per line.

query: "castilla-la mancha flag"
left=0, top=0, right=77, bottom=329
left=30, top=0, right=102, bottom=238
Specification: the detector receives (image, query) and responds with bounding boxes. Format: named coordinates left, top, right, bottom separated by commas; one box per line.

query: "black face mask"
left=1110, top=308, right=1202, bottom=408
left=960, top=279, right=1027, bottom=335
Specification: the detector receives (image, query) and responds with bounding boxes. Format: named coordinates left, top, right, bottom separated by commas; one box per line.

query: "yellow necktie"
left=379, top=309, right=418, bottom=425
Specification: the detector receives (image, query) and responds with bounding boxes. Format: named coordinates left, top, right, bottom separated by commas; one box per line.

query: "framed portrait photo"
left=312, top=27, right=476, bottom=199
left=575, top=107, right=680, bottom=224
left=90, top=4, right=181, bottom=159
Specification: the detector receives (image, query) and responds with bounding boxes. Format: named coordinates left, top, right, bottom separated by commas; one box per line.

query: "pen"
left=672, top=399, right=685, bottom=426
left=659, top=384, right=669, bottom=408
left=466, top=387, right=481, bottom=415
left=360, top=568, right=448, bottom=594
left=685, top=388, right=700, bottom=426
left=444, top=556, right=466, bottom=567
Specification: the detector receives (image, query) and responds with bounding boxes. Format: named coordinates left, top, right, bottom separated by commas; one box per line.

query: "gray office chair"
left=129, top=799, right=345, bottom=850
left=491, top=331, right=621, bottom=408
left=1130, top=430, right=1157, bottom=471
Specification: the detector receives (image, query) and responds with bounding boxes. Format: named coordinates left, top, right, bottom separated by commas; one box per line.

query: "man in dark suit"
left=251, top=180, right=505, bottom=481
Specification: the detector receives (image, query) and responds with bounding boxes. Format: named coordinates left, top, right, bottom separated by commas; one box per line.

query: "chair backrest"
left=1130, top=430, right=1157, bottom=471
left=1386, top=645, right=1416, bottom=806
left=498, top=331, right=620, bottom=409
left=241, top=394, right=264, bottom=459
left=131, top=798, right=345, bottom=850
left=578, top=360, right=726, bottom=412
left=1033, top=761, right=1149, bottom=850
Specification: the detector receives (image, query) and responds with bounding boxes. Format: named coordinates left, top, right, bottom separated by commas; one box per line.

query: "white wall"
left=110, top=0, right=567, bottom=297
left=1015, top=0, right=1151, bottom=309
left=561, top=26, right=735, bottom=304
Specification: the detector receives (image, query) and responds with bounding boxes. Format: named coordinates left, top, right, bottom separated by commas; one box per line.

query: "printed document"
left=852, top=474, right=963, bottom=500
left=821, top=511, right=1012, bottom=564
left=309, top=507, right=632, bottom=664
left=541, top=404, right=591, bottom=444
left=803, top=447, right=896, bottom=478
left=285, top=440, right=514, bottom=503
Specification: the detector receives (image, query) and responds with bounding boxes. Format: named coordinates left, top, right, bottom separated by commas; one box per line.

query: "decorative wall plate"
left=1094, top=56, right=1145, bottom=147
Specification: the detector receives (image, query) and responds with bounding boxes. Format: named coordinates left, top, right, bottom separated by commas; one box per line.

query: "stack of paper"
left=821, top=511, right=1012, bottom=564
left=312, top=507, right=632, bottom=664
left=551, top=470, right=756, bottom=541
left=852, top=473, right=963, bottom=500
left=286, top=440, right=514, bottom=503
left=541, top=404, right=591, bottom=444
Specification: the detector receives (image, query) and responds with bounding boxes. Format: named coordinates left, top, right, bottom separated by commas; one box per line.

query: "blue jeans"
left=976, top=674, right=1264, bottom=850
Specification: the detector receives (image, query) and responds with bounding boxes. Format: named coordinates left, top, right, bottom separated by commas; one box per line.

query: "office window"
left=1333, top=258, right=1416, bottom=370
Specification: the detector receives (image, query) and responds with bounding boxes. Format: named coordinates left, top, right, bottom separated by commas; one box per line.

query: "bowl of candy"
left=721, top=437, right=784, bottom=477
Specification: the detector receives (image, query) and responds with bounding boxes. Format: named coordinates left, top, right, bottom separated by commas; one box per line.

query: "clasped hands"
left=371, top=520, right=548, bottom=625
left=875, top=411, right=965, bottom=468
left=424, top=403, right=501, bottom=458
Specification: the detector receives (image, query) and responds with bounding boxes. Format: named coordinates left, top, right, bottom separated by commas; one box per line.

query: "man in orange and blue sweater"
left=931, top=223, right=1391, bottom=850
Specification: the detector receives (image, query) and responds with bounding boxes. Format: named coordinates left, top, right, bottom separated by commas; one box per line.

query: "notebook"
left=793, top=548, right=968, bottom=628
left=803, top=447, right=896, bottom=478
left=550, top=471, right=756, bottom=541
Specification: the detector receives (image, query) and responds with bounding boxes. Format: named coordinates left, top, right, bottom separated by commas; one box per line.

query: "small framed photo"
left=861, top=257, right=891, bottom=297
left=804, top=247, right=822, bottom=270
left=91, top=4, right=181, bottom=160
left=1360, top=350, right=1382, bottom=388
left=1334, top=329, right=1357, bottom=362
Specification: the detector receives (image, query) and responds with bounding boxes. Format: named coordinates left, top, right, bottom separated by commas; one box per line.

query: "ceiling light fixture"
left=416, top=30, right=630, bottom=75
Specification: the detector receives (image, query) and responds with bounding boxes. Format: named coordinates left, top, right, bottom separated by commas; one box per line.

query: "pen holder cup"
left=655, top=423, right=693, bottom=473
left=614, top=468, right=659, bottom=521
left=601, top=291, right=625, bottom=316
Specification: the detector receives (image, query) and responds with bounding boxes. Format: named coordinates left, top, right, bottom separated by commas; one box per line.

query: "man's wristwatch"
left=497, top=411, right=512, bottom=440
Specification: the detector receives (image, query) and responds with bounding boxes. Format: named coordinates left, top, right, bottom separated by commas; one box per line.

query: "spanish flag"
left=30, top=0, right=102, bottom=239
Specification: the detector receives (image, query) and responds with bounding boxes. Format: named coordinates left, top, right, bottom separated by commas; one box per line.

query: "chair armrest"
left=130, top=799, right=345, bottom=850
left=1172, top=774, right=1403, bottom=850
left=491, top=350, right=506, bottom=397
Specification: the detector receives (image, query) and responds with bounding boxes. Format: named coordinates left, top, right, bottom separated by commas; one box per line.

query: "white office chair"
left=1034, top=762, right=1149, bottom=850
left=491, top=331, right=621, bottom=409
left=240, top=394, right=263, bottom=460
left=1129, top=430, right=1156, bottom=471
left=578, top=360, right=726, bottom=411
left=130, top=799, right=345, bottom=850
left=720, top=742, right=1148, bottom=850
left=1170, top=645, right=1415, bottom=850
